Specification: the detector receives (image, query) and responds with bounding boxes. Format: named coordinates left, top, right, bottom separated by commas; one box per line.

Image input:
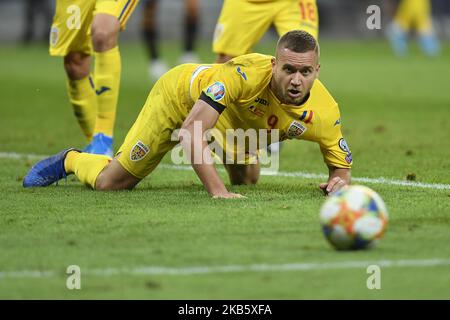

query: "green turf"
left=0, top=40, right=449, bottom=299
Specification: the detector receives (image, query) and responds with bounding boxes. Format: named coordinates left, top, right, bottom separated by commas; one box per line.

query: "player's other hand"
left=319, top=177, right=348, bottom=196
left=212, top=192, right=246, bottom=199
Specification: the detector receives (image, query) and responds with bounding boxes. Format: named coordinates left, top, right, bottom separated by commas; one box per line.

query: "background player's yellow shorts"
left=49, top=0, right=139, bottom=56
left=213, top=0, right=318, bottom=57
left=395, top=0, right=432, bottom=33
left=115, top=65, right=195, bottom=180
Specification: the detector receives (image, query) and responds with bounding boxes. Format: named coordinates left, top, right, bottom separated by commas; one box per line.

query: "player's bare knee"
left=248, top=175, right=259, bottom=185
left=92, top=29, right=117, bottom=51
left=231, top=176, right=258, bottom=185
left=216, top=53, right=234, bottom=63
left=91, top=18, right=119, bottom=52
left=229, top=174, right=258, bottom=185
left=94, top=171, right=116, bottom=191
left=95, top=160, right=140, bottom=191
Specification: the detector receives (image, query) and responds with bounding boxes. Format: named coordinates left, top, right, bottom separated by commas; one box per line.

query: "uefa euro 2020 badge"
left=206, top=82, right=226, bottom=102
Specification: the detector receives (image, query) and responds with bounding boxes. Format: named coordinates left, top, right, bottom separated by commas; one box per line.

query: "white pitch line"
left=2, top=151, right=450, bottom=190
left=1, top=259, right=450, bottom=279
left=158, top=164, right=450, bottom=190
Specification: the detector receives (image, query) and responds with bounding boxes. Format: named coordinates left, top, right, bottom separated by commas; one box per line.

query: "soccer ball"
left=319, top=185, right=388, bottom=250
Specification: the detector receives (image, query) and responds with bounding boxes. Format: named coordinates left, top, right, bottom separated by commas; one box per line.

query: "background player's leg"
left=224, top=163, right=260, bottom=185
left=179, top=0, right=200, bottom=64
left=215, top=53, right=236, bottom=64
left=89, top=13, right=121, bottom=157
left=388, top=0, right=411, bottom=56
left=415, top=0, right=440, bottom=56
left=142, top=0, right=169, bottom=80
left=212, top=0, right=273, bottom=63
left=64, top=52, right=97, bottom=141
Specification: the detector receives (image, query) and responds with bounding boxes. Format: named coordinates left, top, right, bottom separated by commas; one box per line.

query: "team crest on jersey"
left=130, top=141, right=150, bottom=161
left=206, top=82, right=226, bottom=101
left=287, top=120, right=307, bottom=138
left=50, top=26, right=59, bottom=47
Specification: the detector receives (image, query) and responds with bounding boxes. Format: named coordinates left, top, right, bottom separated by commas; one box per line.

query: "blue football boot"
left=418, top=33, right=440, bottom=57
left=83, top=133, right=113, bottom=158
left=387, top=22, right=408, bottom=56
left=23, top=148, right=79, bottom=188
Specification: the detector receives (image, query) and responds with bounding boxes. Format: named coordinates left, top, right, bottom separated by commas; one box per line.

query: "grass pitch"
left=0, top=40, right=449, bottom=299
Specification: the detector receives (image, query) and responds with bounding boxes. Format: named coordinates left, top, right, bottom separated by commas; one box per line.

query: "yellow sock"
left=65, top=151, right=111, bottom=189
left=93, top=46, right=121, bottom=137
left=66, top=75, right=97, bottom=141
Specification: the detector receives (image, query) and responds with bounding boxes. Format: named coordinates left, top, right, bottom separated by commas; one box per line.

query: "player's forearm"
left=328, top=167, right=351, bottom=185
left=192, top=162, right=228, bottom=196
left=179, top=129, right=228, bottom=196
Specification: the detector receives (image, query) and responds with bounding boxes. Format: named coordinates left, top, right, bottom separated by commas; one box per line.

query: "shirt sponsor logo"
left=95, top=86, right=111, bottom=95
left=255, top=97, right=268, bottom=106
left=206, top=82, right=226, bottom=101
left=130, top=141, right=150, bottom=161
left=237, top=67, right=247, bottom=80
left=287, top=120, right=307, bottom=138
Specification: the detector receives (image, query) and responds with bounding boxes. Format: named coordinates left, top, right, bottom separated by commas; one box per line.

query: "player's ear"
left=315, top=63, right=321, bottom=79
left=271, top=57, right=276, bottom=72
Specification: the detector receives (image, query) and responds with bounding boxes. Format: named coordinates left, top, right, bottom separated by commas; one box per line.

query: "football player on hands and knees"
left=23, top=30, right=351, bottom=198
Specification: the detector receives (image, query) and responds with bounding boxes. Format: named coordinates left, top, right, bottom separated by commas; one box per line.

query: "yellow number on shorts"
left=66, top=5, right=81, bottom=30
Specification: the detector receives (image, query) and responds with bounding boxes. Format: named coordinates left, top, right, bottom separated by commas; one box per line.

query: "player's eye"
left=302, top=69, right=312, bottom=76
left=283, top=66, right=295, bottom=74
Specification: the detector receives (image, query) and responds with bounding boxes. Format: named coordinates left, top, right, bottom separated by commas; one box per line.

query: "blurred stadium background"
left=1, top=0, right=450, bottom=44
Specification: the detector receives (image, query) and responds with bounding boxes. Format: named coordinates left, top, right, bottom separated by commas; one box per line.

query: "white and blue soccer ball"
left=319, top=185, right=389, bottom=250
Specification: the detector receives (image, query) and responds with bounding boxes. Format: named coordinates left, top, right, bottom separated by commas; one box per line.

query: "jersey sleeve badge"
left=205, top=82, right=226, bottom=102
left=338, top=138, right=353, bottom=164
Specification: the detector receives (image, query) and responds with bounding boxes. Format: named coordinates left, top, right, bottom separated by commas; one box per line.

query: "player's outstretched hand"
left=319, top=177, right=348, bottom=196
left=212, top=192, right=246, bottom=199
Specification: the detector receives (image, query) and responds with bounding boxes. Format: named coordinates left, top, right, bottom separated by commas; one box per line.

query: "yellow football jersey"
left=117, top=53, right=351, bottom=179
left=189, top=53, right=352, bottom=169
left=395, top=0, right=432, bottom=33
